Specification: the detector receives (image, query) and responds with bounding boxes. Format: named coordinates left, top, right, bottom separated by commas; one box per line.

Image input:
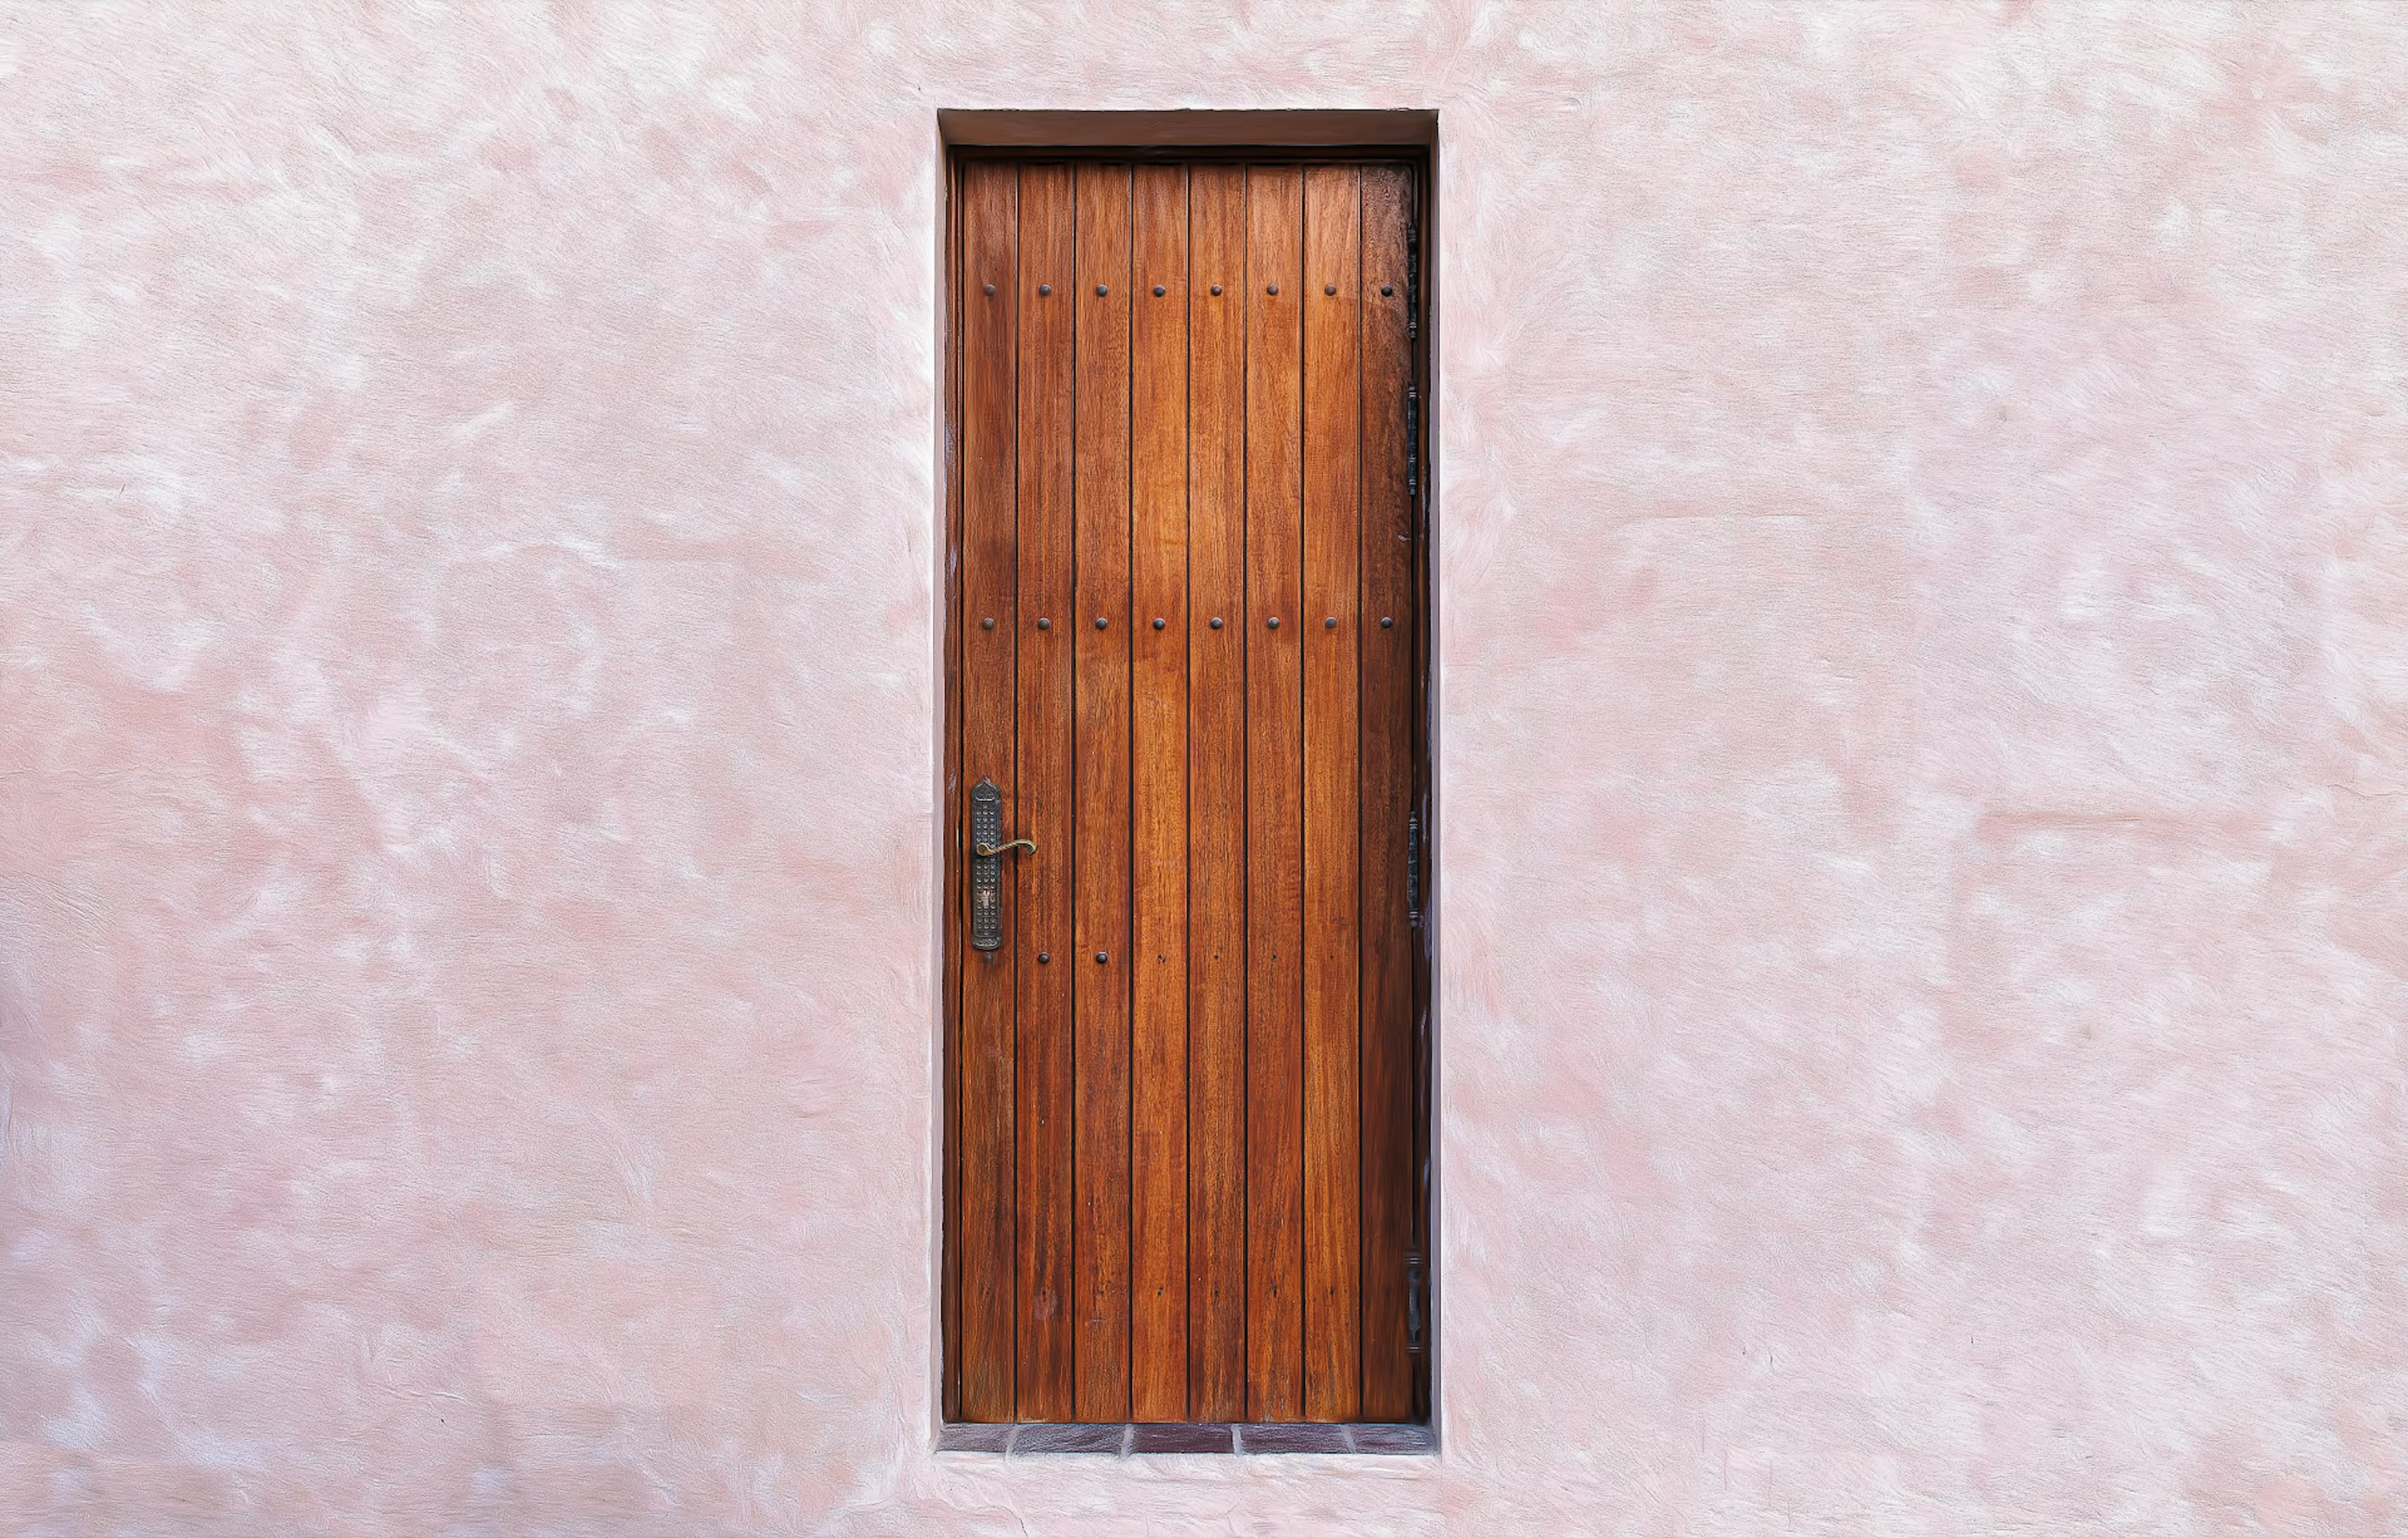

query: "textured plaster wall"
left=4, top=3, right=2406, bottom=1534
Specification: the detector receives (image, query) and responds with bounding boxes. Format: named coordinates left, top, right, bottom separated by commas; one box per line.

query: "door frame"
left=929, top=113, right=1441, bottom=1433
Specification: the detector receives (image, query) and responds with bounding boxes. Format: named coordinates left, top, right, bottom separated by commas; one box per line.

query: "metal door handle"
left=969, top=779, right=1017, bottom=952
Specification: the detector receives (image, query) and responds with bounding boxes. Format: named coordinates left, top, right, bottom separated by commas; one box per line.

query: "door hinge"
left=1405, top=1248, right=1426, bottom=1356
left=1407, top=810, right=1423, bottom=928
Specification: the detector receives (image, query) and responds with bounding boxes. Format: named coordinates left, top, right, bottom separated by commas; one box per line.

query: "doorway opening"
left=937, top=124, right=1435, bottom=1431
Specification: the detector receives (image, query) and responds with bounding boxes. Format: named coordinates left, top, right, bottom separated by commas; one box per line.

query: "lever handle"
left=974, top=837, right=1037, bottom=858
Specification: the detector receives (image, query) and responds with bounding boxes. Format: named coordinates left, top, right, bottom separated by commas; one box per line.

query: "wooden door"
left=946, top=158, right=1424, bottom=1424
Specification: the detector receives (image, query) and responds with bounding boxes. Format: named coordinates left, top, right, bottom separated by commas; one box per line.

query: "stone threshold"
left=937, top=1421, right=1434, bottom=1456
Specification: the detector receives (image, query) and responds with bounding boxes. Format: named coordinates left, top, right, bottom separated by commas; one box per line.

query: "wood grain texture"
left=942, top=154, right=963, bottom=1428
left=1071, top=162, right=1134, bottom=1423
left=1183, top=163, right=1250, bottom=1424
left=957, top=159, right=1018, bottom=1423
left=1356, top=163, right=1417, bottom=1423
left=1299, top=163, right=1362, bottom=1422
left=1405, top=166, right=1434, bottom=1428
left=1129, top=161, right=1190, bottom=1422
left=1014, top=162, right=1077, bottom=1422
left=951, top=156, right=1423, bottom=1428
left=1242, top=163, right=1305, bottom=1423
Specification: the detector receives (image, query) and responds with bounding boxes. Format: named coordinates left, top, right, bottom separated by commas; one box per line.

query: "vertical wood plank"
left=957, top=159, right=1019, bottom=1423
left=1015, top=163, right=1077, bottom=1421
left=1184, top=163, right=1250, bottom=1424
left=1407, top=165, right=1435, bottom=1426
left=1129, top=162, right=1190, bottom=1422
left=1299, top=164, right=1363, bottom=1422
left=1071, top=162, right=1134, bottom=1423
left=1242, top=164, right=1306, bottom=1422
left=942, top=155, right=964, bottom=1427
left=1356, top=163, right=1418, bottom=1422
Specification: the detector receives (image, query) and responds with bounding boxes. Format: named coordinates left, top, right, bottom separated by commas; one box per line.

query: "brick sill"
left=937, top=1422, right=1434, bottom=1456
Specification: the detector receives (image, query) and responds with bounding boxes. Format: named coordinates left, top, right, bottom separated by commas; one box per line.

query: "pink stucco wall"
left=6, top=3, right=2406, bottom=1534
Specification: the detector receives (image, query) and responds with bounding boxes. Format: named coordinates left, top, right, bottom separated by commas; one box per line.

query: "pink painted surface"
left=4, top=3, right=2405, bottom=1534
